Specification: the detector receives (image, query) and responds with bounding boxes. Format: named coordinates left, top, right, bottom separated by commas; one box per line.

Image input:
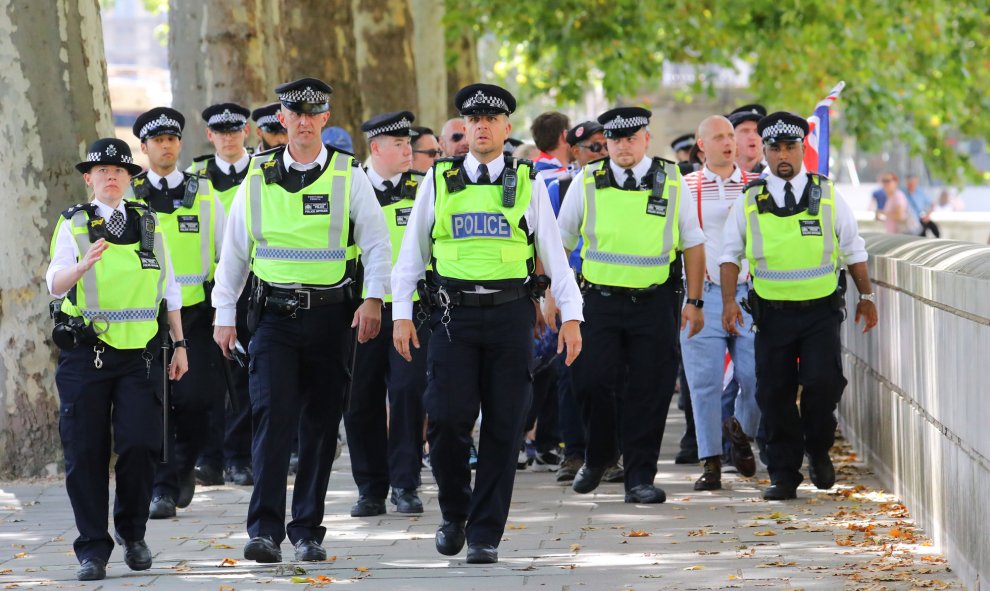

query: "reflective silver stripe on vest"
left=583, top=160, right=678, bottom=268
left=249, top=152, right=351, bottom=255
left=197, top=198, right=212, bottom=281
left=746, top=187, right=767, bottom=273
left=817, top=179, right=836, bottom=267
left=79, top=308, right=159, bottom=322
left=71, top=213, right=100, bottom=307
left=152, top=217, right=167, bottom=305
left=752, top=264, right=835, bottom=281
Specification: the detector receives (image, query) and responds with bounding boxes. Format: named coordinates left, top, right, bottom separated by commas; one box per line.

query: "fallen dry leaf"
left=569, top=544, right=581, bottom=553
left=219, top=557, right=238, bottom=567
left=624, top=530, right=651, bottom=537
left=728, top=574, right=742, bottom=580
left=12, top=554, right=26, bottom=559
left=355, top=566, right=369, bottom=572
left=683, top=565, right=703, bottom=571
left=754, top=530, right=776, bottom=537
left=212, top=544, right=235, bottom=549
left=506, top=523, right=526, bottom=530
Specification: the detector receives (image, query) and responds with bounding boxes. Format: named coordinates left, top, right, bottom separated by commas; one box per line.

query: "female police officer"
left=46, top=138, right=188, bottom=581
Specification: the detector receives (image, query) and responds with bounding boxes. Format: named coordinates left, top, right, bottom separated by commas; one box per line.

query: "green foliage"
left=446, top=0, right=990, bottom=179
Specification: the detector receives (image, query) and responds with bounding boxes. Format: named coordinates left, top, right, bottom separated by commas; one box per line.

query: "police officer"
left=392, top=83, right=583, bottom=564
left=252, top=102, right=288, bottom=150
left=47, top=138, right=188, bottom=580
left=557, top=106, right=706, bottom=504
left=129, top=107, right=226, bottom=519
left=719, top=112, right=878, bottom=500
left=345, top=111, right=429, bottom=518
left=727, top=104, right=768, bottom=174
left=670, top=133, right=696, bottom=175
left=188, top=102, right=255, bottom=488
left=211, top=77, right=392, bottom=563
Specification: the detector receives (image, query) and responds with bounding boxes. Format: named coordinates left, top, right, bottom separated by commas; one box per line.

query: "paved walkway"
left=0, top=408, right=965, bottom=590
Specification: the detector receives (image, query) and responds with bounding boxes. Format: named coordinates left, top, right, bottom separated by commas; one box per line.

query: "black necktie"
left=382, top=180, right=395, bottom=195
left=784, top=181, right=797, bottom=210
left=158, top=177, right=167, bottom=192
left=228, top=164, right=236, bottom=176
left=477, top=163, right=490, bottom=185
left=623, top=169, right=638, bottom=190
left=107, top=209, right=126, bottom=238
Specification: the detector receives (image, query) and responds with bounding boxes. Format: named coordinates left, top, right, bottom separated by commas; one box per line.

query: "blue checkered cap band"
left=461, top=90, right=508, bottom=113
left=365, top=116, right=412, bottom=139
left=278, top=86, right=329, bottom=104
left=604, top=115, right=649, bottom=131
left=761, top=120, right=806, bottom=141
left=140, top=114, right=182, bottom=138
left=208, top=109, right=247, bottom=127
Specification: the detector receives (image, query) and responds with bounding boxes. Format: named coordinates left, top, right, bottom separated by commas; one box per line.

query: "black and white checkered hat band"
left=604, top=115, right=649, bottom=130
left=140, top=114, right=181, bottom=138
left=461, top=90, right=508, bottom=112
left=87, top=151, right=134, bottom=164
left=762, top=120, right=805, bottom=140
left=256, top=114, right=280, bottom=127
left=208, top=110, right=247, bottom=127
left=278, top=86, right=328, bottom=104
left=365, top=117, right=412, bottom=139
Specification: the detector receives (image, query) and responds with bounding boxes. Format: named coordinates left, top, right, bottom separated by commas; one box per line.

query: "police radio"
left=140, top=211, right=156, bottom=253
left=502, top=166, right=517, bottom=208
left=651, top=167, right=667, bottom=200
left=181, top=175, right=199, bottom=208
left=808, top=183, right=822, bottom=216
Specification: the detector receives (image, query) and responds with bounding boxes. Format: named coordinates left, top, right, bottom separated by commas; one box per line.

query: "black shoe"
left=293, top=539, right=327, bottom=562
left=76, top=558, right=106, bottom=581
left=244, top=536, right=281, bottom=563
left=119, top=539, right=152, bottom=571
left=149, top=495, right=176, bottom=519
left=390, top=488, right=424, bottom=514
left=624, top=484, right=666, bottom=504
left=465, top=543, right=498, bottom=564
left=693, top=457, right=722, bottom=491
left=763, top=483, right=798, bottom=500
left=195, top=463, right=224, bottom=486
left=723, top=417, right=757, bottom=477
left=674, top=447, right=699, bottom=465
left=176, top=469, right=196, bottom=508
left=350, top=496, right=386, bottom=517
left=807, top=453, right=836, bottom=490
left=572, top=464, right=605, bottom=494
left=556, top=456, right=582, bottom=482
left=755, top=437, right=768, bottom=465
left=225, top=465, right=255, bottom=486
left=435, top=519, right=466, bottom=556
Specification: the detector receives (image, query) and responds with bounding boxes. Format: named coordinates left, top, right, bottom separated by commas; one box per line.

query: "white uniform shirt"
left=211, top=144, right=392, bottom=326
left=365, top=167, right=403, bottom=193
left=214, top=152, right=251, bottom=175
left=557, top=155, right=706, bottom=252
left=683, top=165, right=751, bottom=284
left=718, top=165, right=868, bottom=267
left=47, top=198, right=183, bottom=311
left=390, top=153, right=584, bottom=323
left=144, top=168, right=226, bottom=260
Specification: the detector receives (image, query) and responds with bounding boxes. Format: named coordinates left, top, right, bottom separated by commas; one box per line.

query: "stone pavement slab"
left=0, top=408, right=967, bottom=591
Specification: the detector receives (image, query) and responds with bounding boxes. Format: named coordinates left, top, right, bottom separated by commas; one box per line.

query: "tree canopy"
left=447, top=0, right=990, bottom=179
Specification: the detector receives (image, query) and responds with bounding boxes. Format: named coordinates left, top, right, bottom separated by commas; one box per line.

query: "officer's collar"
left=365, top=166, right=403, bottom=191
left=608, top=155, right=652, bottom=184
left=282, top=143, right=327, bottom=171
left=146, top=168, right=185, bottom=190
left=464, top=152, right=505, bottom=182
left=91, top=197, right=127, bottom=221
left=215, top=151, right=250, bottom=174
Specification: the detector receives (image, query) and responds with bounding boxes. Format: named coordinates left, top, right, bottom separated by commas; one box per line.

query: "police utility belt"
left=419, top=275, right=549, bottom=309
left=258, top=281, right=355, bottom=315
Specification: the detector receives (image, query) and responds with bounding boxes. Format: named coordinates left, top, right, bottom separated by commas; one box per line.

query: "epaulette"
left=651, top=156, right=677, bottom=166
left=132, top=170, right=148, bottom=181
left=587, top=156, right=608, bottom=166
left=183, top=170, right=207, bottom=181
left=807, top=171, right=829, bottom=181
left=124, top=199, right=150, bottom=212
left=504, top=156, right=538, bottom=180
left=192, top=153, right=213, bottom=163
left=742, top=177, right=767, bottom=192
left=252, top=144, right=285, bottom=158
left=61, top=202, right=97, bottom=221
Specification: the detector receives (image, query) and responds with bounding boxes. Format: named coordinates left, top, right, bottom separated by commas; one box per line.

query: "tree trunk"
left=0, top=0, right=114, bottom=478
left=410, top=0, right=447, bottom=132
left=445, top=26, right=480, bottom=119
left=352, top=0, right=419, bottom=130
left=282, top=0, right=367, bottom=158
left=168, top=0, right=284, bottom=159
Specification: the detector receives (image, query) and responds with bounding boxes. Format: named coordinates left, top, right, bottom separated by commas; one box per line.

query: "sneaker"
left=468, top=443, right=478, bottom=470
left=556, top=455, right=582, bottom=482
left=602, top=458, right=625, bottom=483
left=530, top=449, right=560, bottom=473
left=517, top=444, right=531, bottom=470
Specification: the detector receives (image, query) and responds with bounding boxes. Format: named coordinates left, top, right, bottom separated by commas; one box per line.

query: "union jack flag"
left=803, top=81, right=845, bottom=176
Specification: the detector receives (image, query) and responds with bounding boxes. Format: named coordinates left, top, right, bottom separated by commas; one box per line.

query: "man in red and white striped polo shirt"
left=680, top=115, right=761, bottom=491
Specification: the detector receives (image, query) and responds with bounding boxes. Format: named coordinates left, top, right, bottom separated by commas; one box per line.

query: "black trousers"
left=344, top=307, right=428, bottom=498
left=571, top=286, right=680, bottom=491
left=154, top=305, right=224, bottom=497
left=754, top=301, right=847, bottom=488
left=246, top=303, right=352, bottom=544
left=425, top=297, right=535, bottom=547
left=56, top=343, right=163, bottom=564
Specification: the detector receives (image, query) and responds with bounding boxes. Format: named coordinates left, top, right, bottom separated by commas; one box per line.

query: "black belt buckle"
left=296, top=290, right=311, bottom=310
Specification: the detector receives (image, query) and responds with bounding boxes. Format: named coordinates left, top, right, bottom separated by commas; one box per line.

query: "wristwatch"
left=858, top=293, right=876, bottom=303
left=172, top=339, right=189, bottom=349
left=685, top=298, right=704, bottom=309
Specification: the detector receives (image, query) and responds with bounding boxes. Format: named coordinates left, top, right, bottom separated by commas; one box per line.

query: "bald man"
left=438, top=118, right=469, bottom=157
left=679, top=116, right=760, bottom=491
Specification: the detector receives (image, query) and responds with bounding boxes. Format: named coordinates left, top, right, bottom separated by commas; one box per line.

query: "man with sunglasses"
left=439, top=118, right=469, bottom=157
left=410, top=126, right=441, bottom=173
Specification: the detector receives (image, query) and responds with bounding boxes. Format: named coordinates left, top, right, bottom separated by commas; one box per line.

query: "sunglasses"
left=414, top=149, right=442, bottom=158
left=449, top=133, right=465, bottom=142
left=579, top=142, right=606, bottom=153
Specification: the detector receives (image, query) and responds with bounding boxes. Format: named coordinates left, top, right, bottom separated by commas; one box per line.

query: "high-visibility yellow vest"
left=187, top=155, right=248, bottom=211
left=244, top=148, right=357, bottom=285
left=579, top=158, right=681, bottom=289
left=362, top=171, right=422, bottom=302
left=54, top=203, right=168, bottom=350
left=744, top=174, right=840, bottom=301
left=430, top=158, right=535, bottom=283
